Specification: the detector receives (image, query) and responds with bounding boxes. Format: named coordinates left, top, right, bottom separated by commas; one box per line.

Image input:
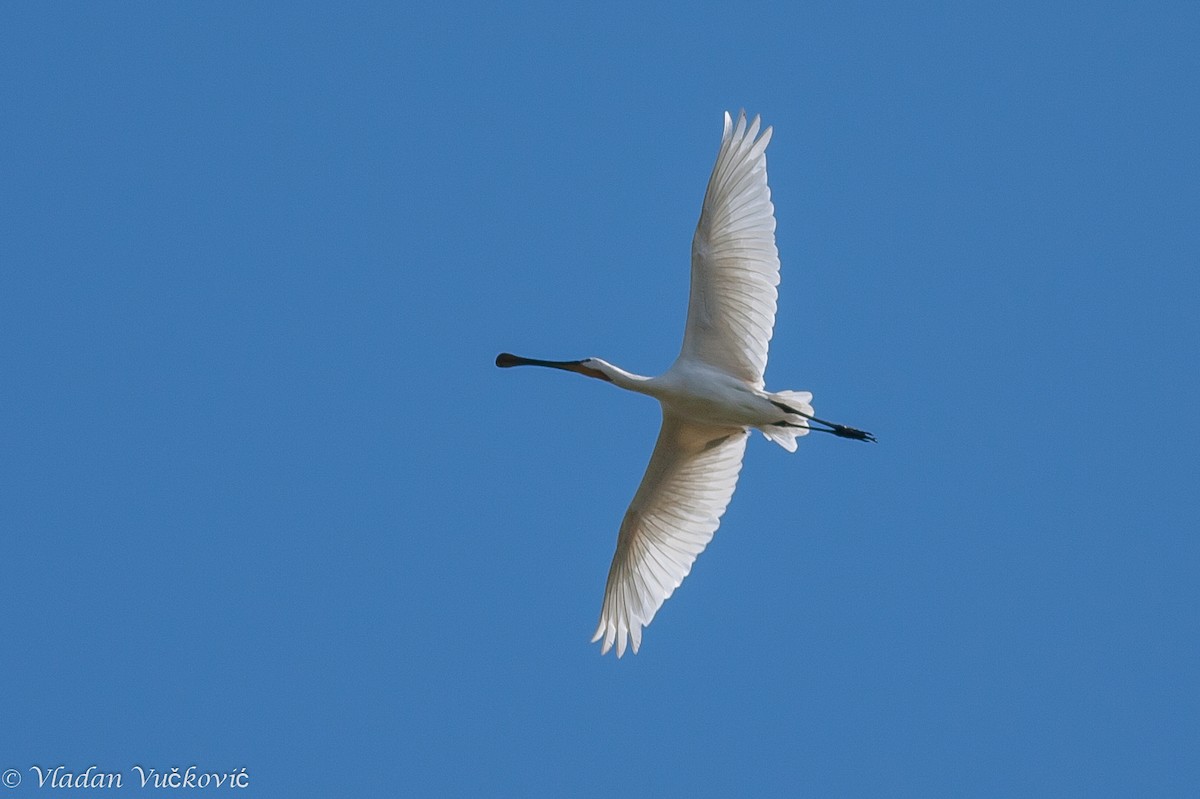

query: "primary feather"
left=592, top=416, right=747, bottom=656
left=679, top=111, right=780, bottom=389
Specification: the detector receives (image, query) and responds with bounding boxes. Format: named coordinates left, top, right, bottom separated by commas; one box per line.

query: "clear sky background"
left=2, top=2, right=1198, bottom=796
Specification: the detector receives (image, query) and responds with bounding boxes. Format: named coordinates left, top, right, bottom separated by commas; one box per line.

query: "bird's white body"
left=594, top=359, right=804, bottom=432
left=497, top=111, right=870, bottom=657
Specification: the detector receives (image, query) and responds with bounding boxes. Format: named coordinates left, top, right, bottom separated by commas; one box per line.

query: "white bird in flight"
left=497, top=111, right=873, bottom=657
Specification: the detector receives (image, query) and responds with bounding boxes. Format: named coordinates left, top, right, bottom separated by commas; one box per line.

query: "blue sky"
left=2, top=2, right=1197, bottom=796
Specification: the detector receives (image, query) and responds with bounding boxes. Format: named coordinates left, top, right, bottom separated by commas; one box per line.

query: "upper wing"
left=678, top=111, right=780, bottom=390
left=592, top=413, right=748, bottom=656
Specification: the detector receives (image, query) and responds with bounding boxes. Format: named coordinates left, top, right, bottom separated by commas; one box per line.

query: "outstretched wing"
left=679, top=110, right=780, bottom=390
left=592, top=413, right=748, bottom=656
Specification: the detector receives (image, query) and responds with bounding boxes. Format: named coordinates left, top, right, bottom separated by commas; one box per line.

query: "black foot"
left=831, top=425, right=876, bottom=443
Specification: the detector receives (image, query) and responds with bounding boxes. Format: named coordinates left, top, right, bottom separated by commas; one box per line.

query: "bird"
left=496, top=110, right=873, bottom=657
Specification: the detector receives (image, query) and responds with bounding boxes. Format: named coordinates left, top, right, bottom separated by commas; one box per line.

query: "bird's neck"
left=595, top=360, right=654, bottom=393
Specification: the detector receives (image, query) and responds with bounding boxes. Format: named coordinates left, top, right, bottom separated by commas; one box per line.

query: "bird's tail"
left=760, top=390, right=814, bottom=453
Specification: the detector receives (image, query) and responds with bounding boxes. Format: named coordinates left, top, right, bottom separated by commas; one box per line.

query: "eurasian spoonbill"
left=497, top=111, right=874, bottom=656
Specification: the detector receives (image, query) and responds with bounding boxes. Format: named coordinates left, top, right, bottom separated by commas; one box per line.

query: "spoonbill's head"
left=495, top=352, right=613, bottom=382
